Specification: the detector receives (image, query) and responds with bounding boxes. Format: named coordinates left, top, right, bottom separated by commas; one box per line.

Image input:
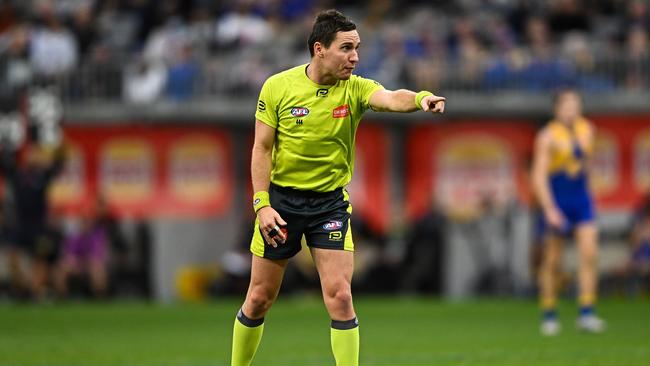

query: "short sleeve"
left=353, top=75, right=384, bottom=111
left=255, top=77, right=279, bottom=128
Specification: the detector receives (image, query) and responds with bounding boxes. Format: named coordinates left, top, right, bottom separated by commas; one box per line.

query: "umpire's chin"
left=338, top=67, right=355, bottom=80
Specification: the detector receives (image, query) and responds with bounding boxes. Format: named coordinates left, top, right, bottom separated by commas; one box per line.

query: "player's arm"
left=531, top=129, right=564, bottom=229
left=368, top=89, right=445, bottom=113
left=251, top=119, right=286, bottom=246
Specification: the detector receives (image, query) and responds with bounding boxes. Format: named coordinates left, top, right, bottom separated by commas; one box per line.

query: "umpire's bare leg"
left=312, top=247, right=359, bottom=366
left=312, top=248, right=355, bottom=320
left=241, top=256, right=288, bottom=319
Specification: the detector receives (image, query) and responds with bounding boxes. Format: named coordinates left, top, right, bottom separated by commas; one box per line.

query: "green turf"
left=1, top=297, right=648, bottom=366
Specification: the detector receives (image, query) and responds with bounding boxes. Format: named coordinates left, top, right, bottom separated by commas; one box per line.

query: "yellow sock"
left=579, top=292, right=596, bottom=307
left=330, top=318, right=359, bottom=366
left=231, top=309, right=264, bottom=366
left=540, top=294, right=557, bottom=310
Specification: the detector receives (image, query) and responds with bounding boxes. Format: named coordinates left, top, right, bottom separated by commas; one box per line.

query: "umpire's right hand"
left=257, top=207, right=287, bottom=247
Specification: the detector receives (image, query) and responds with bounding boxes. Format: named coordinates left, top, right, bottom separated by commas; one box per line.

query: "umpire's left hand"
left=420, top=94, right=446, bottom=114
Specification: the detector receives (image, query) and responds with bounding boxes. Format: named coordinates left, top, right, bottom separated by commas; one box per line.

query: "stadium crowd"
left=0, top=0, right=649, bottom=104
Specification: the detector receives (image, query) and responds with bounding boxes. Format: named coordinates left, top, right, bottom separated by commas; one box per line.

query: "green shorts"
left=250, top=184, right=354, bottom=259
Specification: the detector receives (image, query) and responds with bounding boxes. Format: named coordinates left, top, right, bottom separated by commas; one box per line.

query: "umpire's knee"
left=325, top=285, right=353, bottom=311
left=246, top=289, right=276, bottom=316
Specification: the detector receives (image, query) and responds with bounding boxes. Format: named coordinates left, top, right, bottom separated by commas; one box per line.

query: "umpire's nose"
left=349, top=49, right=359, bottom=64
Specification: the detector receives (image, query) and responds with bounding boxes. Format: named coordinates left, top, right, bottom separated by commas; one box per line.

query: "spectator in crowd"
left=2, top=0, right=650, bottom=99
left=142, top=15, right=186, bottom=66
left=0, top=22, right=32, bottom=97
left=447, top=16, right=487, bottom=89
left=215, top=0, right=273, bottom=48
left=123, top=54, right=167, bottom=104
left=520, top=16, right=573, bottom=91
left=29, top=3, right=78, bottom=78
left=621, top=0, right=650, bottom=35
left=165, top=43, right=199, bottom=101
left=623, top=26, right=649, bottom=89
left=67, top=2, right=97, bottom=58
left=547, top=0, right=590, bottom=37
left=0, top=1, right=18, bottom=34
left=560, top=33, right=614, bottom=92
left=95, top=0, right=141, bottom=53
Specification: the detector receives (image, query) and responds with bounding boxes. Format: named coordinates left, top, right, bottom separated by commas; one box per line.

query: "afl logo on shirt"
left=332, top=104, right=349, bottom=118
left=290, top=107, right=309, bottom=117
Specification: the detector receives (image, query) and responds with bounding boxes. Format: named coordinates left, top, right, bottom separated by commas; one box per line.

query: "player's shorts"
left=250, top=183, right=353, bottom=259
left=13, top=222, right=59, bottom=263
left=539, top=196, right=595, bottom=237
left=545, top=173, right=595, bottom=236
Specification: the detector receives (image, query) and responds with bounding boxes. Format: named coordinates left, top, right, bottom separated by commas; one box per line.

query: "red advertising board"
left=406, top=121, right=536, bottom=219
left=347, top=124, right=390, bottom=233
left=590, top=116, right=650, bottom=209
left=406, top=116, right=650, bottom=220
left=50, top=126, right=233, bottom=218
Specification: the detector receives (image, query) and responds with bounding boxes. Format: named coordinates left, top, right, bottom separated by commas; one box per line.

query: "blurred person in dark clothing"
left=0, top=142, right=66, bottom=300
left=95, top=196, right=127, bottom=264
left=94, top=195, right=143, bottom=297
left=626, top=202, right=650, bottom=287
left=400, top=207, right=445, bottom=294
left=547, top=0, right=591, bottom=36
left=609, top=194, right=650, bottom=297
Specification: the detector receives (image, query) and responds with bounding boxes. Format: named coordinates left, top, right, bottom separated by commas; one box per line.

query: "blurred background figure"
left=624, top=196, right=650, bottom=293
left=400, top=205, right=446, bottom=295
left=531, top=89, right=603, bottom=336
left=54, top=201, right=109, bottom=299
left=0, top=142, right=66, bottom=301
left=607, top=194, right=650, bottom=297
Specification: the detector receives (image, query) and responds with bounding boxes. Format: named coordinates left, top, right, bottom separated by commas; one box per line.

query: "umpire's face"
left=322, top=30, right=360, bottom=81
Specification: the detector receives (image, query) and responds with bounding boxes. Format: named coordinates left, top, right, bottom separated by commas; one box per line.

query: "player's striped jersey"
left=546, top=117, right=594, bottom=202
left=255, top=64, right=383, bottom=192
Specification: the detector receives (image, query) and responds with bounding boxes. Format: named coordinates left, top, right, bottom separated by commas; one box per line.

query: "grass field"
left=1, top=297, right=648, bottom=366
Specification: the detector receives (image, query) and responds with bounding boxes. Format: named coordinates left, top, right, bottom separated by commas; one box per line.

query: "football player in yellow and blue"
left=230, top=9, right=445, bottom=366
left=532, top=89, right=605, bottom=336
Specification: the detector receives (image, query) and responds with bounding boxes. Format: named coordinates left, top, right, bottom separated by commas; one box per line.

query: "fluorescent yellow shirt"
left=255, top=64, right=384, bottom=192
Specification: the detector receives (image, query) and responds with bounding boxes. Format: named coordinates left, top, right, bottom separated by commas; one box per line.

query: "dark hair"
left=552, top=88, right=580, bottom=106
left=307, top=9, right=356, bottom=57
